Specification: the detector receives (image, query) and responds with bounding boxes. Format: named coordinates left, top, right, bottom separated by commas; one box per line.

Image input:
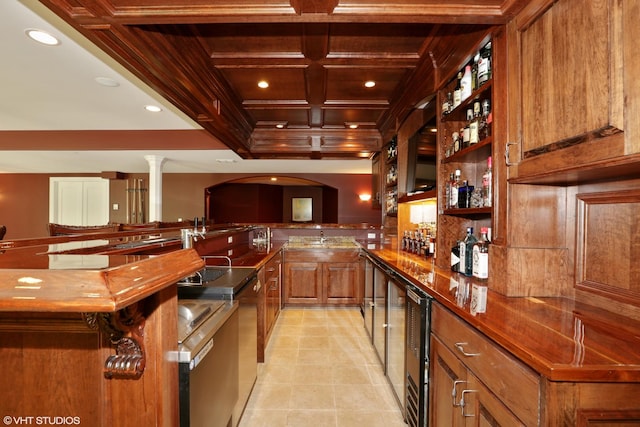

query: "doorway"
left=49, top=177, right=110, bottom=226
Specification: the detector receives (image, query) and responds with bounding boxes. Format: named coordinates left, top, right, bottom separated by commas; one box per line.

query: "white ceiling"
left=0, top=0, right=372, bottom=175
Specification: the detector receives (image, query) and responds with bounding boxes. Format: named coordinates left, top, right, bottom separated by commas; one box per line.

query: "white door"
left=49, top=177, right=110, bottom=225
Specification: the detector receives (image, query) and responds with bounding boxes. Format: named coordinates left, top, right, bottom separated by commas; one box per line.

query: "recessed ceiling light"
left=270, top=177, right=278, bottom=182
left=95, top=77, right=120, bottom=87
left=144, top=105, right=162, bottom=112
left=258, top=80, right=269, bottom=89
left=25, top=29, right=60, bottom=46
left=364, top=81, right=376, bottom=88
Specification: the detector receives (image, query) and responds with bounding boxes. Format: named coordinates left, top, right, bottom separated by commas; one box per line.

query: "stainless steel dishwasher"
left=178, top=265, right=260, bottom=427
left=178, top=299, right=239, bottom=427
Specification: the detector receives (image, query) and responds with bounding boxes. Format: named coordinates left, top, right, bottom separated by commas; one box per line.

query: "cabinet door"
left=430, top=336, right=467, bottom=427
left=511, top=0, right=633, bottom=184
left=284, top=261, right=322, bottom=304
left=465, top=374, right=525, bottom=427
left=323, top=262, right=359, bottom=305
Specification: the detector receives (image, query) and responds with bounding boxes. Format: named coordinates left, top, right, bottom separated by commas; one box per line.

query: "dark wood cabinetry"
left=283, top=249, right=361, bottom=306
left=258, top=250, right=281, bottom=362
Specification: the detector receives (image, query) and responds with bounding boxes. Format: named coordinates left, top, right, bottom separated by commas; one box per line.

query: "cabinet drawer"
left=432, top=303, right=540, bottom=425
left=264, top=254, right=281, bottom=280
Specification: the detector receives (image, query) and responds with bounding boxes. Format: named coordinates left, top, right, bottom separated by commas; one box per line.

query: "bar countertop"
left=365, top=244, right=640, bottom=383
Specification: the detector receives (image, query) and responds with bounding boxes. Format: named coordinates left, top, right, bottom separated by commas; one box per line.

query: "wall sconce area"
left=359, top=194, right=372, bottom=201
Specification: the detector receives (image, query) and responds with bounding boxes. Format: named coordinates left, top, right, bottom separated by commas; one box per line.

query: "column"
left=144, top=155, right=166, bottom=222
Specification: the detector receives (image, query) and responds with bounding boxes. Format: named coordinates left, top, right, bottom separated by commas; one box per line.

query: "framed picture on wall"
left=292, top=197, right=312, bottom=222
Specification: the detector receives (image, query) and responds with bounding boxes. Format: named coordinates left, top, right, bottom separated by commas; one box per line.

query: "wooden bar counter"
left=366, top=243, right=640, bottom=425
left=0, top=231, right=205, bottom=426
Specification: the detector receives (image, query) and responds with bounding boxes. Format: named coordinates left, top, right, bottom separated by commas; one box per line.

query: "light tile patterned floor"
left=239, top=307, right=407, bottom=427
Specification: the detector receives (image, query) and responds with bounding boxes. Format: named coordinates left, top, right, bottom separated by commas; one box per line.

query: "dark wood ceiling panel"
left=40, top=0, right=529, bottom=159
left=219, top=68, right=308, bottom=102
left=321, top=108, right=383, bottom=128
left=324, top=67, right=407, bottom=102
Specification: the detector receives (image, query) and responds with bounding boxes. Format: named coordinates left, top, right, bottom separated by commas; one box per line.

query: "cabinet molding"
left=576, top=189, right=640, bottom=306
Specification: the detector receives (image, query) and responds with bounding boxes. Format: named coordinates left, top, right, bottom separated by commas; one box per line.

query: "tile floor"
left=239, top=307, right=407, bottom=427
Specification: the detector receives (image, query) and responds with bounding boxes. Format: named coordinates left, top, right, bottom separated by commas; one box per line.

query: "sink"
left=286, top=236, right=359, bottom=249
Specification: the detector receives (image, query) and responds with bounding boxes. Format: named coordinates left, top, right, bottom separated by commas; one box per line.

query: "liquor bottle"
left=471, top=54, right=479, bottom=91
left=478, top=41, right=492, bottom=87
left=452, top=71, right=463, bottom=109
left=469, top=101, right=481, bottom=145
left=472, top=227, right=490, bottom=280
left=442, top=92, right=452, bottom=117
left=445, top=172, right=453, bottom=207
left=459, top=227, right=477, bottom=277
left=479, top=99, right=491, bottom=140
left=452, top=131, right=461, bottom=153
left=458, top=180, right=474, bottom=209
left=464, top=108, right=473, bottom=148
left=460, top=65, right=472, bottom=102
left=450, top=169, right=461, bottom=208
left=482, top=156, right=492, bottom=207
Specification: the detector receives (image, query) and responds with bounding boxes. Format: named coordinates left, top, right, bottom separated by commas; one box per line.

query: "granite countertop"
left=364, top=244, right=640, bottom=383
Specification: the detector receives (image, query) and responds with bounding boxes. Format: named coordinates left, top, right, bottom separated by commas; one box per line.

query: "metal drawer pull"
left=460, top=389, right=478, bottom=417
left=455, top=342, right=480, bottom=357
left=452, top=380, right=466, bottom=406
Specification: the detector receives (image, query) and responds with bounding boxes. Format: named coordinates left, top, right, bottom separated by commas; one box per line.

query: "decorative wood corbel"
left=84, top=302, right=146, bottom=379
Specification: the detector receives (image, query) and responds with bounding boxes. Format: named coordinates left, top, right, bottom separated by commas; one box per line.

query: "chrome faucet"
left=320, top=230, right=326, bottom=243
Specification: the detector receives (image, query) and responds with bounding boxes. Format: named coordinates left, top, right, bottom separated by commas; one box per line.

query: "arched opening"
left=205, top=175, right=338, bottom=224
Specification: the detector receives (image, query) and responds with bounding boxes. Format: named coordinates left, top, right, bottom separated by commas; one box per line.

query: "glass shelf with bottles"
left=442, top=156, right=493, bottom=219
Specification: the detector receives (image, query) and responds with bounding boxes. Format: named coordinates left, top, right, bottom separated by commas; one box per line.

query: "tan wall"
left=0, top=173, right=381, bottom=240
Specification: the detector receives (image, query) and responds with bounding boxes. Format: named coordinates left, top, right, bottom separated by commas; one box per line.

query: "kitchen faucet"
left=320, top=230, right=326, bottom=243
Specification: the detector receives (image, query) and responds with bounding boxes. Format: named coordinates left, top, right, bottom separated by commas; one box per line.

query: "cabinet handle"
left=267, top=267, right=276, bottom=272
left=455, top=342, right=480, bottom=357
left=460, top=389, right=478, bottom=417
left=505, top=141, right=519, bottom=167
left=452, top=380, right=466, bottom=407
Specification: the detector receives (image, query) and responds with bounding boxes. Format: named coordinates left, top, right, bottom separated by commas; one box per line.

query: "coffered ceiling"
left=31, top=0, right=527, bottom=161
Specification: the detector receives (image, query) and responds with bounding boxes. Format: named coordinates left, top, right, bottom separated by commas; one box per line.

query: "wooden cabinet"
left=430, top=303, right=540, bottom=426
left=508, top=0, right=640, bottom=184
left=258, top=250, right=281, bottom=362
left=283, top=249, right=361, bottom=306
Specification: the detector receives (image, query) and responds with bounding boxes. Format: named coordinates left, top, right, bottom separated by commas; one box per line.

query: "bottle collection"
left=441, top=40, right=492, bottom=117
left=445, top=156, right=492, bottom=210
left=450, top=226, right=490, bottom=280
left=443, top=98, right=492, bottom=158
left=401, top=226, right=436, bottom=259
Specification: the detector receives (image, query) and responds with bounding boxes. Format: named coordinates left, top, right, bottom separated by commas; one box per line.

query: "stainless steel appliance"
left=178, top=265, right=260, bottom=427
left=178, top=299, right=239, bottom=427
left=405, top=283, right=432, bottom=427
